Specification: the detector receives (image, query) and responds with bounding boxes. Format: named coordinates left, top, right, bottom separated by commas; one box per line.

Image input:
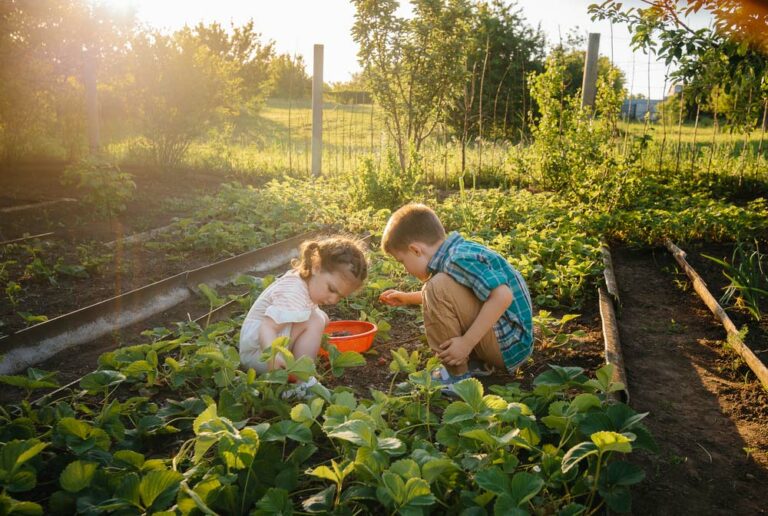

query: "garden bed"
left=0, top=165, right=314, bottom=336
left=681, top=241, right=768, bottom=370
left=612, top=246, right=768, bottom=514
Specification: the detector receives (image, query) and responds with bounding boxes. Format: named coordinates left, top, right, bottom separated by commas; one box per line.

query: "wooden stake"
left=690, top=103, right=701, bottom=176
left=581, top=33, right=601, bottom=110
left=311, top=44, right=323, bottom=177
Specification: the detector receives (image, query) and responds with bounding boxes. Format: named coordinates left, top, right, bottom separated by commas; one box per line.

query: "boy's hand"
left=437, top=336, right=473, bottom=366
left=379, top=289, right=407, bottom=306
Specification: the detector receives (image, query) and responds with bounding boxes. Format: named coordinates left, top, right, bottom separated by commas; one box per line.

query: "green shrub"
left=348, top=149, right=429, bottom=210
left=61, top=158, right=136, bottom=217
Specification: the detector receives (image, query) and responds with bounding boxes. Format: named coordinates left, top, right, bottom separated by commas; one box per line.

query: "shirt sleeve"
left=449, top=252, right=508, bottom=301
left=263, top=275, right=313, bottom=324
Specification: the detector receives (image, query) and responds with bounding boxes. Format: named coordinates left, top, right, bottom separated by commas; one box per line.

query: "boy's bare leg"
left=422, top=273, right=505, bottom=376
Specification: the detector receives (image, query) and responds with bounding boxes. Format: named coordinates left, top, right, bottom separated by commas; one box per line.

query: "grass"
left=618, top=119, right=766, bottom=147
left=95, top=98, right=768, bottom=186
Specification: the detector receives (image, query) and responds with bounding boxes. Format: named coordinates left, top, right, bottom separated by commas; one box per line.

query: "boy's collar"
left=427, top=232, right=462, bottom=272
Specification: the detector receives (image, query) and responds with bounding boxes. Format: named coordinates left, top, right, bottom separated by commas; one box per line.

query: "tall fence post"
left=311, top=44, right=324, bottom=177
left=581, top=33, right=600, bottom=110
left=83, top=47, right=100, bottom=156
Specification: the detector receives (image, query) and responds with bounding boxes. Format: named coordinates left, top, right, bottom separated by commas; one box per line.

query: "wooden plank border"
left=665, top=239, right=768, bottom=392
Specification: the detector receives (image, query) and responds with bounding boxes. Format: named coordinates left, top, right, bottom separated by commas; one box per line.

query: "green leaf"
left=403, top=477, right=435, bottom=506
left=1, top=439, right=47, bottom=474
left=533, top=365, right=586, bottom=387
left=568, top=393, right=601, bottom=414
left=494, top=494, right=529, bottom=516
left=59, top=460, right=97, bottom=493
left=376, top=437, right=406, bottom=455
left=79, top=370, right=126, bottom=392
left=5, top=469, right=36, bottom=492
left=591, top=431, right=632, bottom=454
left=333, top=349, right=367, bottom=368
left=17, top=312, right=48, bottom=325
left=382, top=471, right=406, bottom=505
left=1, top=496, right=43, bottom=516
left=452, top=378, right=484, bottom=411
left=557, top=503, right=587, bottom=516
left=263, top=420, right=313, bottom=444
left=198, top=283, right=225, bottom=308
left=139, top=470, right=183, bottom=510
left=508, top=472, right=544, bottom=506
left=602, top=461, right=645, bottom=487
left=461, top=428, right=497, bottom=447
left=475, top=467, right=509, bottom=495
left=122, top=360, right=154, bottom=378
left=598, top=484, right=632, bottom=513
left=192, top=403, right=218, bottom=435
left=255, top=487, right=293, bottom=515
left=113, top=473, right=141, bottom=506
left=302, top=485, right=336, bottom=513
left=422, top=459, right=457, bottom=484
left=442, top=401, right=476, bottom=424
left=308, top=465, right=338, bottom=483
left=290, top=403, right=314, bottom=424
left=285, top=355, right=317, bottom=380
left=390, top=459, right=420, bottom=480
left=326, top=419, right=375, bottom=448
left=561, top=442, right=598, bottom=474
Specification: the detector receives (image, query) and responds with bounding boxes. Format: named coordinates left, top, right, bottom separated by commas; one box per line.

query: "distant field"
left=618, top=119, right=766, bottom=146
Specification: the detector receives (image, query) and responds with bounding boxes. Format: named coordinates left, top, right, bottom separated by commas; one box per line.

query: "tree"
left=188, top=21, right=275, bottom=112
left=130, top=29, right=242, bottom=168
left=0, top=0, right=136, bottom=161
left=590, top=1, right=767, bottom=132
left=269, top=53, right=311, bottom=99
left=445, top=0, right=545, bottom=145
left=352, top=0, right=471, bottom=172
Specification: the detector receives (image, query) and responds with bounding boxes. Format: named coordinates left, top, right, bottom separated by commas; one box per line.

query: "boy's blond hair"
left=381, top=203, right=446, bottom=254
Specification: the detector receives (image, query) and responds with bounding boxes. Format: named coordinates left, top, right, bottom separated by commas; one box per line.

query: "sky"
left=118, top=0, right=714, bottom=100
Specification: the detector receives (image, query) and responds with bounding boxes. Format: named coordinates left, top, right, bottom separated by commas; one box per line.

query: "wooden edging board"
left=0, top=230, right=320, bottom=374
left=665, top=239, right=768, bottom=392
left=599, top=244, right=629, bottom=403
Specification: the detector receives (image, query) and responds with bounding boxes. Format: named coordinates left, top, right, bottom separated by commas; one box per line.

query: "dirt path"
left=613, top=247, right=768, bottom=515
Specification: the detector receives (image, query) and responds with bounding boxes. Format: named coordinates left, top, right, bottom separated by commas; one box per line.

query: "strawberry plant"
left=61, top=158, right=136, bottom=218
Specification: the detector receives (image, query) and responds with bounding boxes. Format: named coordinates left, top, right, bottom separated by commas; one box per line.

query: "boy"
left=379, top=203, right=533, bottom=391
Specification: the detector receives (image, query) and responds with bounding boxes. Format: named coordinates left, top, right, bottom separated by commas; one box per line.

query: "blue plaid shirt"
left=427, top=232, right=533, bottom=371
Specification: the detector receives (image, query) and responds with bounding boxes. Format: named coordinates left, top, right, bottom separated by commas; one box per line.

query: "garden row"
left=2, top=164, right=767, bottom=513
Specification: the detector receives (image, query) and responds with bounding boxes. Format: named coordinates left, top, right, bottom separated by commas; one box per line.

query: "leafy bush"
left=61, top=158, right=136, bottom=217
left=347, top=150, right=429, bottom=211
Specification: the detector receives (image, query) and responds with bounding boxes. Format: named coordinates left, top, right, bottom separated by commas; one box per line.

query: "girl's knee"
left=292, top=310, right=326, bottom=337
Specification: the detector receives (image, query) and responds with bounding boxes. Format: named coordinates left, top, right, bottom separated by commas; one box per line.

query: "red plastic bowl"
left=320, top=320, right=377, bottom=356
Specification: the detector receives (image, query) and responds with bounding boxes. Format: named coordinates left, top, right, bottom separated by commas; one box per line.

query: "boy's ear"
left=407, top=243, right=422, bottom=256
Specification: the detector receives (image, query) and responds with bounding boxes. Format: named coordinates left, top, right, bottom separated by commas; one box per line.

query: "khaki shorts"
left=422, top=272, right=505, bottom=376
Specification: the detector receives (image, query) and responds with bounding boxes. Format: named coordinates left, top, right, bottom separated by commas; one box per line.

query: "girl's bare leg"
left=290, top=310, right=327, bottom=361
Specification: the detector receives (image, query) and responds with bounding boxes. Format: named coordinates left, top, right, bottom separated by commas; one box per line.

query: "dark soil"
left=0, top=162, right=235, bottom=335
left=322, top=303, right=606, bottom=397
left=612, top=246, right=768, bottom=515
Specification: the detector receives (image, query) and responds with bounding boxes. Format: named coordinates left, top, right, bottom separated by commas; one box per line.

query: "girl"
left=239, top=236, right=368, bottom=377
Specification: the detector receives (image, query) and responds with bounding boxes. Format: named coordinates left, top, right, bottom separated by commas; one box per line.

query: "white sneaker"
left=281, top=376, right=320, bottom=400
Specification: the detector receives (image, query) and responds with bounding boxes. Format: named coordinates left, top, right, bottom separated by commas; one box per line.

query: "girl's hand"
left=379, top=289, right=408, bottom=306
